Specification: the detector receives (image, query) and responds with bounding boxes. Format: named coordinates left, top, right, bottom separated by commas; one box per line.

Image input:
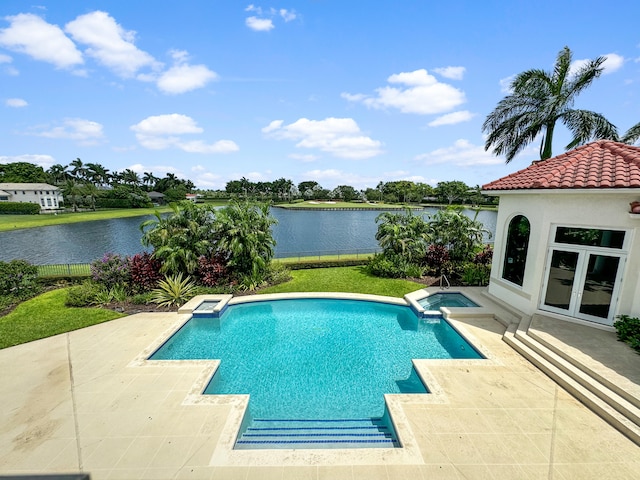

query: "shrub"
left=196, top=254, right=229, bottom=287
left=473, top=245, right=493, bottom=265
left=0, top=202, right=41, bottom=215
left=90, top=253, right=131, bottom=290
left=65, top=281, right=106, bottom=307
left=265, top=262, right=293, bottom=286
left=461, top=263, right=491, bottom=286
left=614, top=315, right=640, bottom=353
left=366, top=253, right=413, bottom=278
left=130, top=292, right=154, bottom=305
left=128, top=252, right=163, bottom=292
left=425, top=244, right=450, bottom=275
left=0, top=260, right=40, bottom=300
left=151, top=273, right=197, bottom=307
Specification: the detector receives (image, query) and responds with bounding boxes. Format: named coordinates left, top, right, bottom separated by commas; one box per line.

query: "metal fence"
left=35, top=249, right=382, bottom=277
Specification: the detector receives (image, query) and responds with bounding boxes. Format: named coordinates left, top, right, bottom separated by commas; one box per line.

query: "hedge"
left=0, top=202, right=41, bottom=215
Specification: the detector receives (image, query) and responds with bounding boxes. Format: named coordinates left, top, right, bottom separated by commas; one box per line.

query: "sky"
left=0, top=0, right=639, bottom=191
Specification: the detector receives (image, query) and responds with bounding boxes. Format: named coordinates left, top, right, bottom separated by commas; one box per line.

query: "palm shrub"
left=375, top=208, right=430, bottom=264
left=214, top=200, right=277, bottom=290
left=151, top=273, right=198, bottom=307
left=140, top=201, right=218, bottom=275
left=428, top=207, right=490, bottom=264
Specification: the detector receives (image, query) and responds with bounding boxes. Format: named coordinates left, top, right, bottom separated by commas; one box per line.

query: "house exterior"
left=482, top=140, right=640, bottom=329
left=147, top=191, right=165, bottom=205
left=0, top=183, right=64, bottom=211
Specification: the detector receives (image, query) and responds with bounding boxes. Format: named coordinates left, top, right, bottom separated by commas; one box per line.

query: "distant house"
left=185, top=193, right=197, bottom=202
left=482, top=141, right=640, bottom=329
left=147, top=191, right=165, bottom=205
left=0, top=183, right=64, bottom=211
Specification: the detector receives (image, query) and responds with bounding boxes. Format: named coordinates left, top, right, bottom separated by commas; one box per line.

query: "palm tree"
left=483, top=46, right=618, bottom=163
left=69, top=158, right=87, bottom=181
left=47, top=164, right=69, bottom=185
left=621, top=122, right=640, bottom=145
left=122, top=169, right=141, bottom=187
left=85, top=163, right=110, bottom=187
left=60, top=179, right=84, bottom=212
left=142, top=172, right=159, bottom=190
left=214, top=200, right=277, bottom=289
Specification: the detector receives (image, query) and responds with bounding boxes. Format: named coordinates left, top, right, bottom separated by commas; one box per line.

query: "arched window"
left=502, top=215, right=530, bottom=286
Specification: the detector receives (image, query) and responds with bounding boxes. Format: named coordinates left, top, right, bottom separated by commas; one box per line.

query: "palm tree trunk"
left=541, top=123, right=555, bottom=160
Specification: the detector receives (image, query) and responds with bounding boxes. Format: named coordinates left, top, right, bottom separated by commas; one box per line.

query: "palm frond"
left=561, top=109, right=619, bottom=149
left=621, top=122, right=640, bottom=145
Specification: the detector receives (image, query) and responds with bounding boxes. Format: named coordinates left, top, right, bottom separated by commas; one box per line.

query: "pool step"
left=234, top=418, right=400, bottom=449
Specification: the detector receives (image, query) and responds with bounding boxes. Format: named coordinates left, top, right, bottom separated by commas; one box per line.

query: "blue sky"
left=0, top=1, right=638, bottom=190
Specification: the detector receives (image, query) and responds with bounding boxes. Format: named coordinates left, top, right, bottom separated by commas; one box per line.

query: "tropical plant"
left=483, top=46, right=618, bottom=162
left=374, top=208, right=431, bottom=264
left=140, top=202, right=218, bottom=275
left=128, top=252, right=163, bottom=292
left=196, top=254, right=229, bottom=287
left=65, top=281, right=106, bottom=307
left=61, top=179, right=84, bottom=212
left=151, top=273, right=197, bottom=307
left=428, top=207, right=490, bottom=263
left=613, top=315, right=640, bottom=353
left=213, top=200, right=277, bottom=289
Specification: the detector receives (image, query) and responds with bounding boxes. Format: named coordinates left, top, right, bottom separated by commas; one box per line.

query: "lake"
left=0, top=207, right=497, bottom=265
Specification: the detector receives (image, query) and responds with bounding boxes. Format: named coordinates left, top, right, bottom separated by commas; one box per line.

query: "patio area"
left=0, top=289, right=638, bottom=479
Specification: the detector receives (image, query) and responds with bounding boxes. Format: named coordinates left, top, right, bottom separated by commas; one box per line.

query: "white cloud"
left=570, top=53, right=625, bottom=77
left=0, top=53, right=11, bottom=63
left=6, top=98, right=27, bottom=107
left=602, top=53, right=624, bottom=74
left=499, top=75, right=515, bottom=94
left=433, top=66, right=465, bottom=80
left=289, top=153, right=318, bottom=162
left=131, top=113, right=238, bottom=153
left=279, top=9, right=297, bottom=22
left=30, top=118, right=104, bottom=145
left=65, top=11, right=159, bottom=77
left=428, top=110, right=475, bottom=127
left=0, top=13, right=83, bottom=69
left=415, top=139, right=503, bottom=167
left=263, top=117, right=384, bottom=159
left=246, top=16, right=274, bottom=31
left=343, top=69, right=465, bottom=115
left=0, top=154, right=56, bottom=169
left=156, top=50, right=218, bottom=94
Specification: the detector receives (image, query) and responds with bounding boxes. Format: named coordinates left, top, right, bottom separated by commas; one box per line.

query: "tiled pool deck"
left=0, top=288, right=638, bottom=479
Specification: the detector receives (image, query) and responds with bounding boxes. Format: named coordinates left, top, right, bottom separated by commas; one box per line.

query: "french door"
left=541, top=247, right=625, bottom=325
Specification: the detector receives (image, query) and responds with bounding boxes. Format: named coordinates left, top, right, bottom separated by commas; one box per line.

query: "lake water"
left=0, top=207, right=497, bottom=265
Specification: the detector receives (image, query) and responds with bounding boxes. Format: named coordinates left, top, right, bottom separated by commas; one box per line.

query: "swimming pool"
left=151, top=297, right=481, bottom=448
left=418, top=291, right=480, bottom=309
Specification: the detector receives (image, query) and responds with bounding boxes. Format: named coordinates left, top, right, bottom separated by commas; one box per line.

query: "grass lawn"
left=0, top=207, right=174, bottom=232
left=0, top=289, right=125, bottom=349
left=260, top=265, right=425, bottom=297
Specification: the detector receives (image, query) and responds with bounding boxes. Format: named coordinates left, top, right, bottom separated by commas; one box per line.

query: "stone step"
left=514, top=329, right=640, bottom=427
left=503, top=323, right=640, bottom=446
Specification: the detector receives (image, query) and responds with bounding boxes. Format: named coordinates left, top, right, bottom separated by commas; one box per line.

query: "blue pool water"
left=419, top=292, right=480, bottom=310
left=151, top=298, right=481, bottom=420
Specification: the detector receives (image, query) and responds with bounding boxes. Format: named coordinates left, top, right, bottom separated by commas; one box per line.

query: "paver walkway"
left=1, top=298, right=638, bottom=479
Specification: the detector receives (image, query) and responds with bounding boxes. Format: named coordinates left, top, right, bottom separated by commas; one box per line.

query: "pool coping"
left=129, top=290, right=500, bottom=466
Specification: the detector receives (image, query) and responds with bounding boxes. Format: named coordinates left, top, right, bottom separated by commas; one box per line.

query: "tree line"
left=0, top=158, right=196, bottom=211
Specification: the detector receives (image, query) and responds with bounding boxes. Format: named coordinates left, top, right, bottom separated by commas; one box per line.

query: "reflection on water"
left=0, top=208, right=497, bottom=264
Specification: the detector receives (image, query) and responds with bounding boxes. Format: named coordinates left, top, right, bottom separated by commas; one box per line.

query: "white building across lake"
left=0, top=183, right=64, bottom=211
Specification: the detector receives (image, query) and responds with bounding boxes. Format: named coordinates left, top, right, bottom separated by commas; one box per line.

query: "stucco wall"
left=487, top=190, right=640, bottom=322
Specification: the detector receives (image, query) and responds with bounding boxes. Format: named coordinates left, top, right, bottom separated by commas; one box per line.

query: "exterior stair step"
left=503, top=323, right=640, bottom=446
left=526, top=327, right=640, bottom=410
left=234, top=418, right=400, bottom=450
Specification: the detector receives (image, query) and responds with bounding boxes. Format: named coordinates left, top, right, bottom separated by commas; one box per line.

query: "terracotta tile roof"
left=482, top=140, right=640, bottom=191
